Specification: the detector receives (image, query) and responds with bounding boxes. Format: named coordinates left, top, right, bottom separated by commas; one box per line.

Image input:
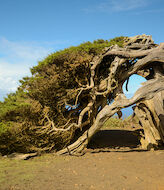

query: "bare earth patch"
left=0, top=128, right=164, bottom=190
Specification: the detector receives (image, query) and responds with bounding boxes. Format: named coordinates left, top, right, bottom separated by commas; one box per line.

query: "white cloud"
left=110, top=0, right=148, bottom=12
left=0, top=60, right=29, bottom=92
left=0, top=37, right=54, bottom=100
left=84, top=0, right=149, bottom=13
left=133, top=8, right=164, bottom=15
left=0, top=37, right=52, bottom=61
left=0, top=37, right=72, bottom=101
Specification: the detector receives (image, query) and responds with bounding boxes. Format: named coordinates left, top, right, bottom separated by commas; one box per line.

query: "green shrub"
left=103, top=117, right=125, bottom=129
left=0, top=122, right=9, bottom=135
left=30, top=36, right=125, bottom=75
left=0, top=36, right=126, bottom=155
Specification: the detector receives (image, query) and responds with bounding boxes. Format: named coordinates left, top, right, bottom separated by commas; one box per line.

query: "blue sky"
left=0, top=0, right=164, bottom=101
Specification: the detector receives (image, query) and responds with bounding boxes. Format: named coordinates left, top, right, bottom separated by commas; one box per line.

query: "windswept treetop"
left=0, top=35, right=164, bottom=155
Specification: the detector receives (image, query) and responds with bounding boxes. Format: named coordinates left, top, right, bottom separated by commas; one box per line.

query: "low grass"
left=0, top=115, right=133, bottom=189
left=0, top=157, right=36, bottom=186
left=0, top=153, right=72, bottom=189
left=102, top=116, right=132, bottom=130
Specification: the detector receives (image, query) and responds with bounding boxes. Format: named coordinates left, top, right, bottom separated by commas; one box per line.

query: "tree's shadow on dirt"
left=88, top=129, right=141, bottom=150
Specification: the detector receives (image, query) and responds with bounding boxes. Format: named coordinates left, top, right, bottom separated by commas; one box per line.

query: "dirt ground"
left=0, top=128, right=164, bottom=190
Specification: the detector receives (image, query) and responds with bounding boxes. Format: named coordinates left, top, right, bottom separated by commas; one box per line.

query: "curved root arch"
left=53, top=34, right=164, bottom=155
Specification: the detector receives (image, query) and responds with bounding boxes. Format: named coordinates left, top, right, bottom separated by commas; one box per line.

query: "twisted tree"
left=0, top=35, right=164, bottom=155
left=55, top=34, right=164, bottom=155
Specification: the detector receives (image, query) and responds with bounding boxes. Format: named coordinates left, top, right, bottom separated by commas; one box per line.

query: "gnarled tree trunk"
left=56, top=35, right=164, bottom=155
left=134, top=91, right=164, bottom=150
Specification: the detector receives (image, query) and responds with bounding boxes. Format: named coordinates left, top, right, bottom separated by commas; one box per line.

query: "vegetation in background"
left=103, top=116, right=132, bottom=129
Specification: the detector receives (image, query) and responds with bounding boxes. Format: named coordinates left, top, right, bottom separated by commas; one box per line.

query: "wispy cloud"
left=110, top=0, right=148, bottom=12
left=84, top=0, right=149, bottom=13
left=0, top=60, right=30, bottom=92
left=133, top=8, right=164, bottom=15
left=0, top=37, right=69, bottom=100
left=0, top=37, right=52, bottom=61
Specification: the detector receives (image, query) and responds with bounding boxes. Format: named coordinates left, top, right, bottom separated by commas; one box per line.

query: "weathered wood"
left=134, top=104, right=161, bottom=149
left=142, top=91, right=164, bottom=146
left=6, top=152, right=38, bottom=160
left=57, top=77, right=164, bottom=155
left=55, top=35, right=164, bottom=155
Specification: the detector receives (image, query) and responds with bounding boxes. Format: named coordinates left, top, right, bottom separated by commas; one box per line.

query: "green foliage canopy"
left=0, top=36, right=125, bottom=155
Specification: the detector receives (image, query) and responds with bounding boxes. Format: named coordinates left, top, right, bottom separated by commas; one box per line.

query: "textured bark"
left=134, top=91, right=164, bottom=149
left=55, top=34, right=164, bottom=155
left=57, top=78, right=164, bottom=155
